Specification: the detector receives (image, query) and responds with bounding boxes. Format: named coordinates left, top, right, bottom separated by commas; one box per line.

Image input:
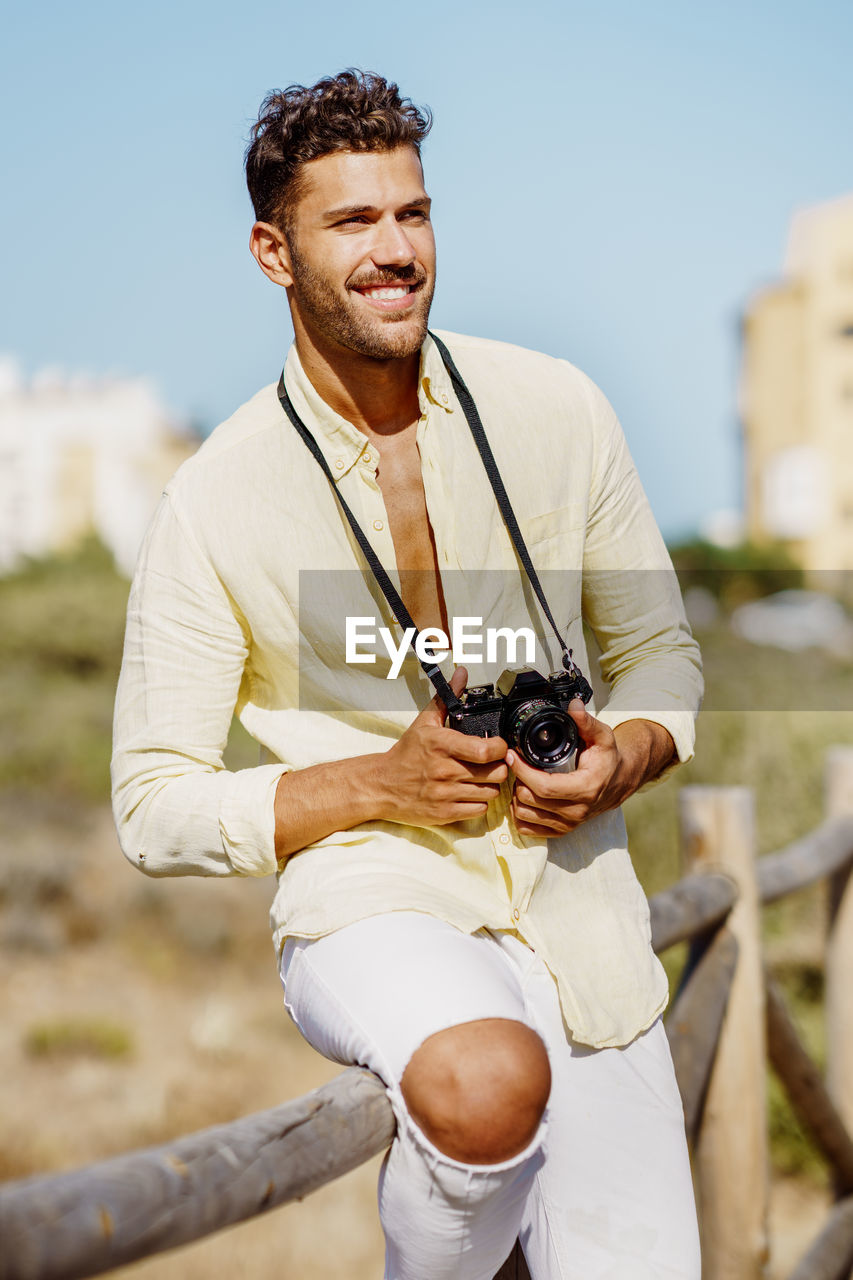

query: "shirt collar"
left=282, top=345, right=368, bottom=482
left=419, top=332, right=455, bottom=415
left=282, top=333, right=455, bottom=483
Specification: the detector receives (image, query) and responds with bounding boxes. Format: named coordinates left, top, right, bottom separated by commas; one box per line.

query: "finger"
left=459, top=782, right=504, bottom=803
left=417, top=665, right=469, bottom=727
left=438, top=771, right=505, bottom=799
left=506, top=750, right=570, bottom=799
left=514, top=817, right=567, bottom=838
left=445, top=730, right=509, bottom=764
left=458, top=759, right=509, bottom=785
left=513, top=778, right=591, bottom=808
left=514, top=819, right=560, bottom=839
left=439, top=800, right=491, bottom=823
left=512, top=801, right=570, bottom=833
left=567, top=698, right=614, bottom=749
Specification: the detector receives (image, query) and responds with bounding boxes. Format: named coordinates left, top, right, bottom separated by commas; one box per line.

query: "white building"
left=0, top=357, right=198, bottom=577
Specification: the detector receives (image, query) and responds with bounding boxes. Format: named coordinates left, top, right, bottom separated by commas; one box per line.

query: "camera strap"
left=428, top=333, right=580, bottom=680
left=276, top=332, right=580, bottom=713
left=277, top=367, right=463, bottom=714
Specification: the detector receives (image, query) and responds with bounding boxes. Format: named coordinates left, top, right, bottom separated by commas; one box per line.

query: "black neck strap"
left=277, top=332, right=579, bottom=712
left=429, top=333, right=576, bottom=676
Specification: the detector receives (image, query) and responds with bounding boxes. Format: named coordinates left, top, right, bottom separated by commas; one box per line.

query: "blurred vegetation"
left=0, top=537, right=129, bottom=801
left=669, top=536, right=804, bottom=608
left=3, top=536, right=853, bottom=1184
left=24, top=1016, right=133, bottom=1061
left=0, top=537, right=256, bottom=802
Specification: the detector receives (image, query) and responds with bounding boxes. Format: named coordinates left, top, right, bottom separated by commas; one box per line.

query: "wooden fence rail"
left=0, top=1070, right=394, bottom=1280
left=0, top=872, right=734, bottom=1280
left=3, top=751, right=853, bottom=1280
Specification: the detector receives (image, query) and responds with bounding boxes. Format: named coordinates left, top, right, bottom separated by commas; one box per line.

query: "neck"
left=292, top=322, right=422, bottom=439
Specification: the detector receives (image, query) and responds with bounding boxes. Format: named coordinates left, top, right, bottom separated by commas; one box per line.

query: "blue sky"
left=2, top=0, right=852, bottom=538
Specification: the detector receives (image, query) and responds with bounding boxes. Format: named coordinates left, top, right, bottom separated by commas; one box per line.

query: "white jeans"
left=280, top=912, right=701, bottom=1280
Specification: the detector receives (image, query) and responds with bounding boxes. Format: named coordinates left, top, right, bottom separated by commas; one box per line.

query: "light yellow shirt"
left=111, top=331, right=702, bottom=1048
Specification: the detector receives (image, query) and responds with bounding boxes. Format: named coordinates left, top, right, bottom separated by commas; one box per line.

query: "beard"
left=287, top=243, right=435, bottom=361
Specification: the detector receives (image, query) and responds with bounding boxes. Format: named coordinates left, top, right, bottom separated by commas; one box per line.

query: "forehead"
left=294, top=145, right=428, bottom=218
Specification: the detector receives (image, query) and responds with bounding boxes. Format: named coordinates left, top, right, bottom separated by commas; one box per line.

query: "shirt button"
left=138, top=852, right=146, bottom=865
left=363, top=453, right=372, bottom=465
left=334, top=458, right=345, bottom=470
left=373, top=519, right=384, bottom=531
left=513, top=908, right=520, bottom=921
left=499, top=833, right=510, bottom=845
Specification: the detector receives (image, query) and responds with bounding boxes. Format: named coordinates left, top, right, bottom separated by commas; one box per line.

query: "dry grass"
left=0, top=803, right=385, bottom=1277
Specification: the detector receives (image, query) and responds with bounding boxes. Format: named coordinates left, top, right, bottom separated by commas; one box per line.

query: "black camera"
left=447, top=667, right=593, bottom=771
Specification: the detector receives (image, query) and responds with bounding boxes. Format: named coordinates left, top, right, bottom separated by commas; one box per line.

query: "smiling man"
left=112, top=71, right=703, bottom=1279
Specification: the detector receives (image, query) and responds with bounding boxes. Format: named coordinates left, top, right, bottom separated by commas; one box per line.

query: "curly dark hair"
left=245, top=70, right=432, bottom=233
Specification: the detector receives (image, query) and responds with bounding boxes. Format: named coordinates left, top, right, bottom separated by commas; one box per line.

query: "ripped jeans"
left=280, top=912, right=701, bottom=1280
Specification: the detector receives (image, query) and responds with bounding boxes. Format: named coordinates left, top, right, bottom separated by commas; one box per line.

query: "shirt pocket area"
left=517, top=504, right=585, bottom=547
left=516, top=504, right=585, bottom=570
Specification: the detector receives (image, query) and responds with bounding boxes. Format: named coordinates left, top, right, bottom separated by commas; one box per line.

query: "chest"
left=373, top=430, right=445, bottom=629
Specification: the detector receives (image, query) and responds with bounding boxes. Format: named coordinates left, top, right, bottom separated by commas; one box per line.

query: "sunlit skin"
left=250, top=146, right=436, bottom=435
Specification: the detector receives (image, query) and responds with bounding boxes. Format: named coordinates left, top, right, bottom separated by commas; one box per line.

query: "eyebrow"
left=322, top=196, right=432, bottom=222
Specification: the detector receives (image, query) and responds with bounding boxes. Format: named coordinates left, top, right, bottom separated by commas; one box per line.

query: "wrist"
left=350, top=750, right=398, bottom=823
left=612, top=719, right=676, bottom=790
left=358, top=747, right=411, bottom=824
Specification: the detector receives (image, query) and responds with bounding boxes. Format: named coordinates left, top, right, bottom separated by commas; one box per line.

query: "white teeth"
left=364, top=286, right=409, bottom=299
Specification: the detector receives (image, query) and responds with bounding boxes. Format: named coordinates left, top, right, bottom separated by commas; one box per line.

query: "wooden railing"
left=3, top=750, right=853, bottom=1280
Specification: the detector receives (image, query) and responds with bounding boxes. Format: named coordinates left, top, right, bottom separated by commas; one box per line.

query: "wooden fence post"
left=825, top=748, right=853, bottom=1138
left=680, top=786, right=769, bottom=1279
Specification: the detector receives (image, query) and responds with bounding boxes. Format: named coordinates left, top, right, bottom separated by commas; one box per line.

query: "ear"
left=249, top=221, right=294, bottom=288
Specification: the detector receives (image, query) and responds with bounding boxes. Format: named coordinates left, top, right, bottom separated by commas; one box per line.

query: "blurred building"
left=740, top=194, right=853, bottom=570
left=0, top=357, right=198, bottom=577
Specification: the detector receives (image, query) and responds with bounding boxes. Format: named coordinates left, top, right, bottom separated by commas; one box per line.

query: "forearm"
left=274, top=752, right=390, bottom=860
left=274, top=670, right=509, bottom=859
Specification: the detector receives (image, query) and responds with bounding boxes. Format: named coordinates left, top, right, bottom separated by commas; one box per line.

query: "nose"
left=370, top=215, right=417, bottom=269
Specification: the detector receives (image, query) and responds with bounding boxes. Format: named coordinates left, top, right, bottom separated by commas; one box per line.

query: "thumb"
left=418, top=665, right=469, bottom=726
left=568, top=697, right=610, bottom=746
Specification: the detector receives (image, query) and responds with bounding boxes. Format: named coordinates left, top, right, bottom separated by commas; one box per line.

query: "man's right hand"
left=274, top=667, right=507, bottom=860
left=372, top=666, right=508, bottom=827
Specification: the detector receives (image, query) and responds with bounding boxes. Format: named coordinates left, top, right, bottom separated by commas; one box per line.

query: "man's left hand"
left=507, top=700, right=676, bottom=838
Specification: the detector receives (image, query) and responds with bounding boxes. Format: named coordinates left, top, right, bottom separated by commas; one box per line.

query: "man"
left=112, top=70, right=703, bottom=1278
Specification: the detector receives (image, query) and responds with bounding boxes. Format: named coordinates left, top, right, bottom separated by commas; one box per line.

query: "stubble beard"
left=288, top=242, right=435, bottom=362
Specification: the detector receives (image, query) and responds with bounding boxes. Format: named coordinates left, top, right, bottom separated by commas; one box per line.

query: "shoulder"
left=430, top=329, right=613, bottom=422
left=169, top=382, right=284, bottom=485
left=430, top=329, right=618, bottom=442
left=162, top=380, right=305, bottom=520
left=154, top=380, right=311, bottom=556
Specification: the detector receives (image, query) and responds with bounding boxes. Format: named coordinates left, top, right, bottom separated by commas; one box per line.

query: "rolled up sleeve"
left=111, top=491, right=286, bottom=878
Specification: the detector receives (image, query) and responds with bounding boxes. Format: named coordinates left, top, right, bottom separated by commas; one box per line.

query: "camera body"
left=447, top=667, right=594, bottom=771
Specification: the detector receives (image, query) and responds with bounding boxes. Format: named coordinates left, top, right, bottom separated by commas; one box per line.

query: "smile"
left=350, top=280, right=423, bottom=314
left=359, top=285, right=414, bottom=300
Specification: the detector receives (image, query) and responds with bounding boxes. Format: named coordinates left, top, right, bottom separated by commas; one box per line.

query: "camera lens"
left=507, top=699, right=579, bottom=770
